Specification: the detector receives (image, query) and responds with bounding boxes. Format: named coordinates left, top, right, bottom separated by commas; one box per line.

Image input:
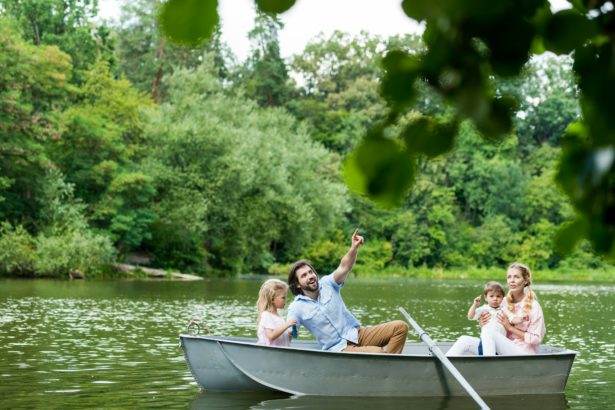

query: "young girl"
left=256, top=279, right=296, bottom=347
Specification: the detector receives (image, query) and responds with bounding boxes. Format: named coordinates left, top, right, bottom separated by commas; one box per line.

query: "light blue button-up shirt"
left=286, top=273, right=360, bottom=352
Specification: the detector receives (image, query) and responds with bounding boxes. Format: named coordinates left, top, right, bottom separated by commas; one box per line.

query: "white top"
left=472, top=305, right=506, bottom=335
left=257, top=311, right=291, bottom=347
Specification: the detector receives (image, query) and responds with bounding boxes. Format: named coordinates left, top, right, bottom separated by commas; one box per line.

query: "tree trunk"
left=30, top=18, right=40, bottom=45
left=151, top=39, right=166, bottom=103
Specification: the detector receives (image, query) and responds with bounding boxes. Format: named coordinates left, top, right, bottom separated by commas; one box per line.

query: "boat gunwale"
left=180, top=334, right=579, bottom=360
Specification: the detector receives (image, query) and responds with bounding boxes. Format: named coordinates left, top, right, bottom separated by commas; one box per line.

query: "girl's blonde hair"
left=256, top=279, right=288, bottom=323
left=506, top=262, right=536, bottom=316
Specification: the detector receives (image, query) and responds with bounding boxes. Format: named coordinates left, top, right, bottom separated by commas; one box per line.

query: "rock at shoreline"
left=114, top=263, right=203, bottom=281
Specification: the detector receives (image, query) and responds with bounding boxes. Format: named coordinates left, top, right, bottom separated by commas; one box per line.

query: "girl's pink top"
left=501, top=297, right=546, bottom=354
left=257, top=311, right=291, bottom=347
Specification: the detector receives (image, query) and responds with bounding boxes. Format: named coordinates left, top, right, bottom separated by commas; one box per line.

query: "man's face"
left=295, top=264, right=318, bottom=293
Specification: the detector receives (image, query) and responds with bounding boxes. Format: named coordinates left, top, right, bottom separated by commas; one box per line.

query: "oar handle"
left=399, top=307, right=490, bottom=410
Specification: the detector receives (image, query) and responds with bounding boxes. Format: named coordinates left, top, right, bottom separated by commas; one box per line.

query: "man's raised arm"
left=332, top=229, right=364, bottom=285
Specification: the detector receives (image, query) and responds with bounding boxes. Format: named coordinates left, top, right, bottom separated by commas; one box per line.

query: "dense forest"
left=0, top=0, right=611, bottom=278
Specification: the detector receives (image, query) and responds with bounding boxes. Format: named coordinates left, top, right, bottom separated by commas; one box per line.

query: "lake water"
left=1, top=277, right=613, bottom=409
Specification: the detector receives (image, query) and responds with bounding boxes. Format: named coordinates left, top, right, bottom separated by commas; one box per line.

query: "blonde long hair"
left=256, top=279, right=288, bottom=323
left=506, top=262, right=536, bottom=316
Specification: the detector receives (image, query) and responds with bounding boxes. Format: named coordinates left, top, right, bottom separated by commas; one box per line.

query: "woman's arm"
left=522, top=303, right=545, bottom=345
left=265, top=319, right=296, bottom=342
left=497, top=307, right=545, bottom=345
left=497, top=314, right=526, bottom=338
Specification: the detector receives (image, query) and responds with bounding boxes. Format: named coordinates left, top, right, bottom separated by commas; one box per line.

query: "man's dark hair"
left=288, top=259, right=317, bottom=296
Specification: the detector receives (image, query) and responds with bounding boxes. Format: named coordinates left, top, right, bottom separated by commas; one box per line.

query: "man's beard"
left=304, top=277, right=318, bottom=292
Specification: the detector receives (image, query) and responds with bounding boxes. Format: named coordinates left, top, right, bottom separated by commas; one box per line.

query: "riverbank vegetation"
left=0, top=1, right=613, bottom=280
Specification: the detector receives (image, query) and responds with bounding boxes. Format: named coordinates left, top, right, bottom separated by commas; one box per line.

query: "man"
left=286, top=229, right=408, bottom=353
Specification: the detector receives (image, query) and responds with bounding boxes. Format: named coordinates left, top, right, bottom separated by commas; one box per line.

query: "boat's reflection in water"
left=190, top=391, right=568, bottom=410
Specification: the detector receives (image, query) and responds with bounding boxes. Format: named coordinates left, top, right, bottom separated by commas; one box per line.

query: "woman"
left=446, top=262, right=546, bottom=356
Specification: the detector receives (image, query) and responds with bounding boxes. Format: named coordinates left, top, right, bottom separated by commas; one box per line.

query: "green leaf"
left=483, top=17, right=534, bottom=76
left=473, top=96, right=516, bottom=141
left=401, top=0, right=440, bottom=21
left=255, top=0, right=296, bottom=14
left=343, top=136, right=415, bottom=207
left=401, top=116, right=459, bottom=158
left=158, top=0, right=219, bottom=47
left=556, top=135, right=615, bottom=257
left=380, top=50, right=420, bottom=108
left=554, top=218, right=586, bottom=255
left=530, top=37, right=546, bottom=55
left=543, top=9, right=597, bottom=54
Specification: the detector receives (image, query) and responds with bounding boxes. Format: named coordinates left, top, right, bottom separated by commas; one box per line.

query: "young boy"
left=467, top=281, right=520, bottom=356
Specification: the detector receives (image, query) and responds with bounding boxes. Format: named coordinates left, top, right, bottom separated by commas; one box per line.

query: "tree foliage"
left=0, top=0, right=114, bottom=78
left=154, top=0, right=615, bottom=260
left=1, top=2, right=613, bottom=278
left=142, top=59, right=347, bottom=273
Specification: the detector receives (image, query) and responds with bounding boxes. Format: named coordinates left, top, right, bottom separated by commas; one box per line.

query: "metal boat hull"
left=180, top=335, right=576, bottom=397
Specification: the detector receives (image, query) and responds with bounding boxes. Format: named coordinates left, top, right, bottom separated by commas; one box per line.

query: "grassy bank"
left=268, top=263, right=615, bottom=283
left=353, top=266, right=615, bottom=283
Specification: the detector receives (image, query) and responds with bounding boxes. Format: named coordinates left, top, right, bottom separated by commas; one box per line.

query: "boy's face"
left=485, top=290, right=503, bottom=308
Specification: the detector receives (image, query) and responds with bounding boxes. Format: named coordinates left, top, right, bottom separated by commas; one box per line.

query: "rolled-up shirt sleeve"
left=524, top=303, right=546, bottom=346
left=322, top=273, right=342, bottom=291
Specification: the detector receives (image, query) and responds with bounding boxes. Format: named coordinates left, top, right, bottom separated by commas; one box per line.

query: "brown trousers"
left=342, top=320, right=409, bottom=354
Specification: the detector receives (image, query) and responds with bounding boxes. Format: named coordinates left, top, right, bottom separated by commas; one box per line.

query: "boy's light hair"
left=256, top=279, right=288, bottom=323
left=483, top=281, right=505, bottom=297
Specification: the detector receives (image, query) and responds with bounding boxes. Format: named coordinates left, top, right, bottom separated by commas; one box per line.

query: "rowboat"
left=180, top=334, right=576, bottom=397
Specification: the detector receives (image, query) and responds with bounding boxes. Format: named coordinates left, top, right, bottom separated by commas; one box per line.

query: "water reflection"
left=190, top=392, right=568, bottom=410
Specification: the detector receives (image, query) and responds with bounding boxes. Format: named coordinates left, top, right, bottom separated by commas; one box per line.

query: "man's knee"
left=392, top=320, right=409, bottom=334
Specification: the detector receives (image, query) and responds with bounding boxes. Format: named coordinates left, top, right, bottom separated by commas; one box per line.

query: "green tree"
left=240, top=11, right=293, bottom=107
left=288, top=32, right=425, bottom=153
left=503, top=54, right=580, bottom=150
left=143, top=58, right=347, bottom=273
left=114, top=0, right=223, bottom=101
left=0, top=18, right=71, bottom=225
left=33, top=170, right=115, bottom=277
left=470, top=215, right=519, bottom=267
left=0, top=0, right=113, bottom=78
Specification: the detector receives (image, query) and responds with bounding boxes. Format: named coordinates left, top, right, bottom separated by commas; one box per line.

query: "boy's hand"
left=478, top=311, right=490, bottom=327
left=473, top=295, right=482, bottom=306
left=351, top=229, right=364, bottom=248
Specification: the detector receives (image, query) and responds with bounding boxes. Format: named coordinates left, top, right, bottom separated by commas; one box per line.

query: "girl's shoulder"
left=260, top=310, right=274, bottom=318
left=260, top=310, right=283, bottom=325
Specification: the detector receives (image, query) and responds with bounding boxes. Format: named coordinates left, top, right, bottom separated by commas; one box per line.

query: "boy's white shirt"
left=472, top=304, right=507, bottom=335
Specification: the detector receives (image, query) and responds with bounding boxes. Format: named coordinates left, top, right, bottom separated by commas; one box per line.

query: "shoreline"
left=2, top=266, right=614, bottom=283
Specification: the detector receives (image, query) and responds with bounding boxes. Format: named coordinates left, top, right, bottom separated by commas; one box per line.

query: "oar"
left=398, top=307, right=490, bottom=410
